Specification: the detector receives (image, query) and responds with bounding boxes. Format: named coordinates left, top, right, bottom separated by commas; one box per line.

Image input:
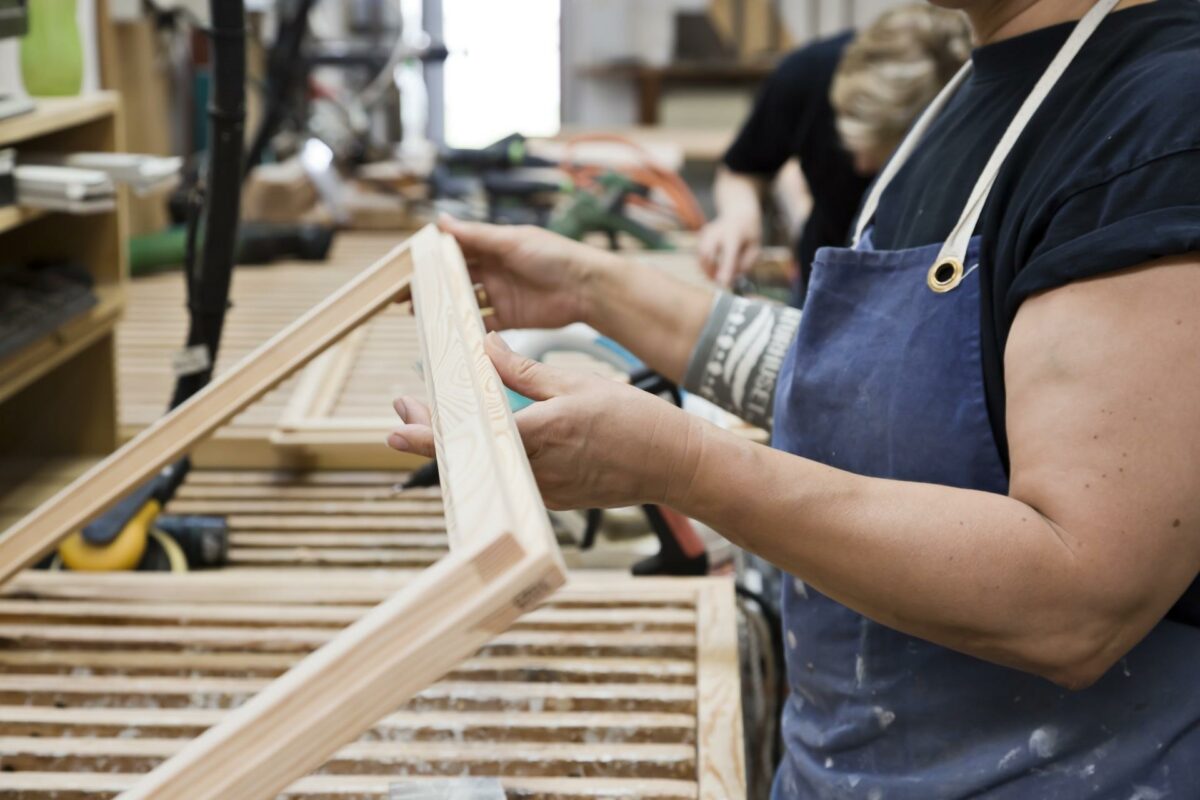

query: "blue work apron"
left=770, top=232, right=1200, bottom=799
left=767, top=2, right=1200, bottom=796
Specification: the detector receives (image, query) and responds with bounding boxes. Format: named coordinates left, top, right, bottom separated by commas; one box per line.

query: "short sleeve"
left=722, top=48, right=821, bottom=176
left=1007, top=146, right=1200, bottom=316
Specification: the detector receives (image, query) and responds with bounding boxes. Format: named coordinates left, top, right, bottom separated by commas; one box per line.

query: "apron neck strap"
left=852, top=61, right=972, bottom=247
left=853, top=0, right=1122, bottom=262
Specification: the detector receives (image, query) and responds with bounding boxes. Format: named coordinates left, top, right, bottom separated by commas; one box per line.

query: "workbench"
left=0, top=467, right=745, bottom=798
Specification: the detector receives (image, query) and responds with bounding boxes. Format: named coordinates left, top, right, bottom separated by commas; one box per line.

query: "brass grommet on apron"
left=927, top=258, right=964, bottom=293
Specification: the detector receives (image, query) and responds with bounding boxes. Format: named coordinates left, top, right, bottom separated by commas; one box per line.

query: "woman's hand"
left=387, top=332, right=706, bottom=511
left=697, top=213, right=762, bottom=287
left=438, top=214, right=620, bottom=332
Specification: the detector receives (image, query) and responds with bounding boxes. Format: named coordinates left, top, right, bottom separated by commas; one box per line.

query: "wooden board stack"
left=0, top=565, right=743, bottom=799
left=168, top=469, right=448, bottom=569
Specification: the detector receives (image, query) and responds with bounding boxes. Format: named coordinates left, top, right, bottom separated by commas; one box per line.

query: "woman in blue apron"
left=391, top=0, right=1200, bottom=795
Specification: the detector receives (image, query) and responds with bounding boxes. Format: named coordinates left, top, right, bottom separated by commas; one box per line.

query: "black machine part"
left=237, top=221, right=335, bottom=265
left=82, top=0, right=245, bottom=550
left=244, top=0, right=319, bottom=174
left=171, top=0, right=245, bottom=407
left=155, top=515, right=230, bottom=569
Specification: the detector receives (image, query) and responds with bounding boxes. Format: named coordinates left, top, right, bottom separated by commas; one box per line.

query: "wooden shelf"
left=0, top=89, right=126, bottom=463
left=0, top=284, right=124, bottom=405
left=0, top=456, right=98, bottom=530
left=578, top=60, right=776, bottom=126
left=0, top=93, right=120, bottom=148
left=0, top=205, right=47, bottom=237
left=581, top=58, right=778, bottom=81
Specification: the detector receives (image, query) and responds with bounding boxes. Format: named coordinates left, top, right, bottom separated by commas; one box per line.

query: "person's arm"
left=392, top=253, right=1200, bottom=689
left=437, top=215, right=795, bottom=425
left=438, top=215, right=715, bottom=384
left=697, top=168, right=767, bottom=286
left=680, top=292, right=801, bottom=430
left=581, top=250, right=714, bottom=385
left=699, top=46, right=815, bottom=286
left=673, top=254, right=1200, bottom=688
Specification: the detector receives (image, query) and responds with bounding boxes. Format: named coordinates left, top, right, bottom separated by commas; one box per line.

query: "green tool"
left=549, top=171, right=672, bottom=251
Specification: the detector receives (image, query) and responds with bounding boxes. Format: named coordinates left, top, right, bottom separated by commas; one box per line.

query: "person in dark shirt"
left=698, top=5, right=970, bottom=302
left=397, top=1, right=1200, bottom=797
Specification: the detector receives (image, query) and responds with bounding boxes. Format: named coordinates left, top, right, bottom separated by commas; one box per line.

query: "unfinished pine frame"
left=0, top=224, right=571, bottom=798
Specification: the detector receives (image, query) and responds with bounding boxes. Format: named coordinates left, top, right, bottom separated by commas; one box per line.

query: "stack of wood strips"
left=169, top=470, right=447, bottom=569
left=0, top=547, right=741, bottom=795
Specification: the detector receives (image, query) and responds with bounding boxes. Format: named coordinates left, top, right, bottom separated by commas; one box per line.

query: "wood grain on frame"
left=0, top=232, right=425, bottom=586
left=409, top=231, right=560, bottom=557
left=695, top=578, right=748, bottom=798
left=117, top=229, right=568, bottom=799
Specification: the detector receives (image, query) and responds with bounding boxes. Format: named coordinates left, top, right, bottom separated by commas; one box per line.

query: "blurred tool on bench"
left=430, top=132, right=705, bottom=251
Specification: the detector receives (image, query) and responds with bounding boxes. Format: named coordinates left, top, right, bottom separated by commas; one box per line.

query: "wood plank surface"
left=0, top=566, right=741, bottom=798
left=1, top=773, right=700, bottom=799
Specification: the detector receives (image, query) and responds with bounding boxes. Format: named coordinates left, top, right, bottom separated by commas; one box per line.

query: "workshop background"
left=0, top=1, right=910, bottom=798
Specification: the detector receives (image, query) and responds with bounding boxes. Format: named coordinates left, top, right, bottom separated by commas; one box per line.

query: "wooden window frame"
left=0, top=225, right=569, bottom=799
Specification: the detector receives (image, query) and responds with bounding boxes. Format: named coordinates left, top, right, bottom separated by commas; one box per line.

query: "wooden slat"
left=0, top=623, right=694, bottom=657
left=0, top=706, right=697, bottom=743
left=0, top=675, right=694, bottom=714
left=0, top=650, right=695, bottom=683
left=0, top=772, right=699, bottom=799
left=4, top=569, right=701, bottom=606
left=0, top=599, right=694, bottom=630
left=165, top=498, right=446, bottom=515
left=223, top=514, right=446, bottom=531
left=0, top=736, right=697, bottom=779
left=225, top=547, right=444, bottom=567
left=694, top=579, right=748, bottom=798
left=179, top=469, right=420, bottom=487
left=228, top=532, right=448, bottom=549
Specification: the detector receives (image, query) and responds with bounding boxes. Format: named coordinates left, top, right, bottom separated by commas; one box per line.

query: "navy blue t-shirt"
left=871, top=0, right=1200, bottom=469
left=724, top=32, right=872, bottom=295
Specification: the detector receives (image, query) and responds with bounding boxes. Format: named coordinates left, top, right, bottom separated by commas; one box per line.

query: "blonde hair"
left=831, top=4, right=972, bottom=157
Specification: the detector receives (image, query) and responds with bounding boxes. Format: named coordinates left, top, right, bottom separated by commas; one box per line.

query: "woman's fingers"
left=715, top=235, right=743, bottom=287
left=484, top=332, right=580, bottom=401
left=737, top=243, right=761, bottom=281
left=387, top=425, right=436, bottom=458
left=393, top=395, right=432, bottom=427
left=697, top=228, right=720, bottom=277
left=437, top=213, right=512, bottom=260
left=388, top=396, right=436, bottom=457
